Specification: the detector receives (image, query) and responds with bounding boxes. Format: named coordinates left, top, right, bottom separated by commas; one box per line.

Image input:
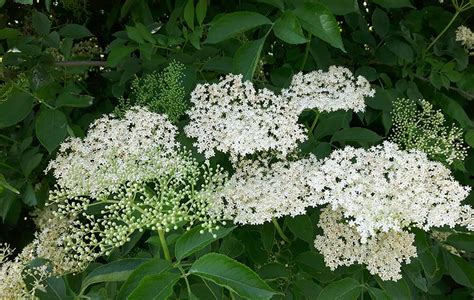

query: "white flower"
left=46, top=106, right=178, bottom=197
left=46, top=108, right=228, bottom=272
left=208, top=156, right=323, bottom=224
left=185, top=74, right=306, bottom=159
left=282, top=66, right=375, bottom=113
left=312, top=142, right=471, bottom=241
left=314, top=208, right=417, bottom=281
left=185, top=67, right=374, bottom=159
left=456, top=26, right=474, bottom=50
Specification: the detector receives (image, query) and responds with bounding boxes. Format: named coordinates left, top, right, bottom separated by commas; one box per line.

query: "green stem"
left=272, top=218, right=290, bottom=243
left=308, top=110, right=320, bottom=137
left=177, top=265, right=192, bottom=297
left=158, top=229, right=172, bottom=261
left=425, top=11, right=459, bottom=53
left=300, top=34, right=312, bottom=71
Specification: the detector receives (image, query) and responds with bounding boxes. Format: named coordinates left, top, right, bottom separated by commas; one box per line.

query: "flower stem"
left=300, top=33, right=312, bottom=71
left=272, top=218, right=290, bottom=243
left=308, top=110, right=320, bottom=137
left=158, top=229, right=172, bottom=261
left=425, top=11, right=459, bottom=53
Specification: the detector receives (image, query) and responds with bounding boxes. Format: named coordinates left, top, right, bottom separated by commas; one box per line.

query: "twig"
left=53, top=60, right=107, bottom=67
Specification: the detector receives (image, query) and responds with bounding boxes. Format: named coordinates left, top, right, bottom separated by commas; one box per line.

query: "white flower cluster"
left=0, top=243, right=50, bottom=298
left=185, top=67, right=374, bottom=159
left=456, top=25, right=474, bottom=50
left=282, top=66, right=375, bottom=113
left=209, top=156, right=323, bottom=225
left=46, top=107, right=228, bottom=272
left=185, top=74, right=306, bottom=159
left=313, top=142, right=471, bottom=242
left=46, top=107, right=178, bottom=197
left=314, top=209, right=417, bottom=281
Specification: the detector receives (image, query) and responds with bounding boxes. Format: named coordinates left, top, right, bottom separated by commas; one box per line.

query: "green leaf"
left=117, top=259, right=171, bottom=300
left=57, top=92, right=94, bottom=108
left=35, top=109, right=68, bottom=153
left=257, top=0, right=284, bottom=10
left=443, top=250, right=474, bottom=288
left=368, top=287, right=390, bottom=300
left=366, top=86, right=393, bottom=111
left=295, top=251, right=336, bottom=283
left=294, top=3, right=345, bottom=51
left=313, top=111, right=352, bottom=140
left=465, top=130, right=474, bottom=148
left=107, top=45, right=137, bottom=67
left=372, top=0, right=413, bottom=8
left=80, top=258, right=149, bottom=294
left=22, top=183, right=37, bottom=206
left=20, top=148, right=43, bottom=177
left=316, top=278, right=362, bottom=300
left=0, top=90, right=34, bottom=128
left=175, top=226, right=235, bottom=261
left=372, top=8, right=389, bottom=37
left=286, top=215, right=314, bottom=244
left=386, top=37, right=413, bottom=61
left=196, top=0, right=207, bottom=25
left=32, top=10, right=51, bottom=36
left=273, top=12, right=307, bottom=44
left=446, top=233, right=474, bottom=252
left=319, top=0, right=359, bottom=15
left=0, top=28, right=22, bottom=39
left=189, top=253, right=278, bottom=300
left=205, top=12, right=271, bottom=44
left=128, top=272, right=180, bottom=300
left=14, top=0, right=33, bottom=4
left=233, top=37, right=266, bottom=80
left=331, top=127, right=382, bottom=145
left=257, top=263, right=291, bottom=280
left=184, top=0, right=195, bottom=30
left=0, top=175, right=19, bottom=194
left=59, top=24, right=93, bottom=39
left=375, top=277, right=411, bottom=300
left=0, top=0, right=5, bottom=7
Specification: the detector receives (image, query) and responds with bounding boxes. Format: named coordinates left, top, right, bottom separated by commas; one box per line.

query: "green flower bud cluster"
left=390, top=98, right=467, bottom=165
left=0, top=73, right=29, bottom=103
left=118, top=61, right=187, bottom=123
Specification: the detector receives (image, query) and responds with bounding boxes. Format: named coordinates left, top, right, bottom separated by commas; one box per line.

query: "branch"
left=53, top=60, right=107, bottom=67
left=413, top=74, right=474, bottom=101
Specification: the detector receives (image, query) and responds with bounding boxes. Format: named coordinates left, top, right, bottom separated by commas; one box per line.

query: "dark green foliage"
left=0, top=0, right=473, bottom=299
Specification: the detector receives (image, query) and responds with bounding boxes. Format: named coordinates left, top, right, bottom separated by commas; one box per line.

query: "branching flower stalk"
left=425, top=0, right=473, bottom=52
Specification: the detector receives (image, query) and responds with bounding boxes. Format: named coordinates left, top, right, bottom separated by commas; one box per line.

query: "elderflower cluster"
left=0, top=243, right=50, bottom=298
left=314, top=209, right=417, bottom=281
left=456, top=25, right=474, bottom=50
left=312, top=142, right=471, bottom=242
left=391, top=98, right=466, bottom=165
left=185, top=67, right=373, bottom=159
left=209, top=156, right=323, bottom=225
left=282, top=66, right=375, bottom=113
left=185, top=74, right=306, bottom=159
left=46, top=107, right=178, bottom=198
left=47, top=107, right=227, bottom=271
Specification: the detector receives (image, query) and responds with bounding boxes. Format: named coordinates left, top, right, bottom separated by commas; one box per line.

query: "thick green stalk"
left=158, top=229, right=172, bottom=261
left=272, top=218, right=291, bottom=243
left=308, top=110, right=320, bottom=137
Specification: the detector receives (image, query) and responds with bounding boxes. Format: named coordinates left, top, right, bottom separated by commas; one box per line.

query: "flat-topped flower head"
left=46, top=108, right=228, bottom=272
left=313, top=142, right=471, bottom=241
left=314, top=208, right=417, bottom=281
left=208, top=156, right=323, bottom=224
left=185, top=74, right=306, bottom=159
left=282, top=66, right=375, bottom=113
left=456, top=25, right=474, bottom=50
left=46, top=106, right=178, bottom=197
